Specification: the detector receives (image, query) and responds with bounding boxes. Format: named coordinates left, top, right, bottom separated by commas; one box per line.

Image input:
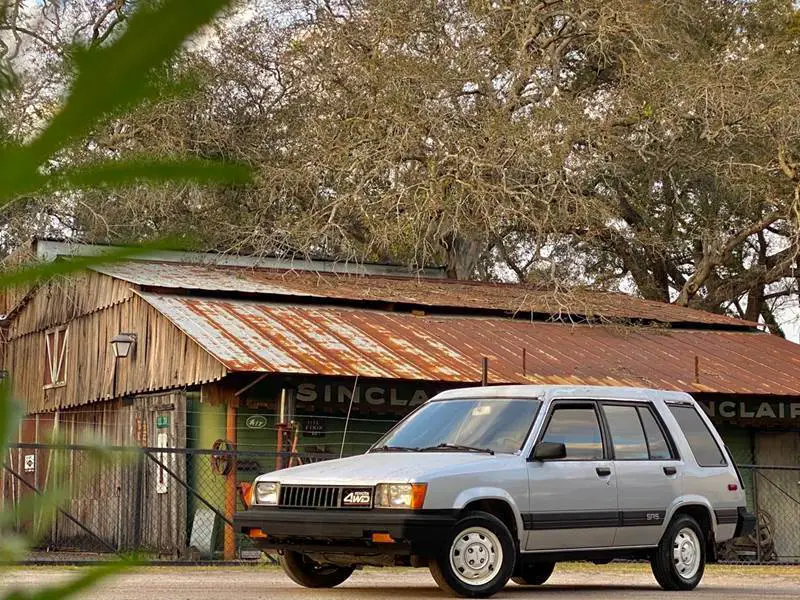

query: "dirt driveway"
left=1, top=563, right=799, bottom=599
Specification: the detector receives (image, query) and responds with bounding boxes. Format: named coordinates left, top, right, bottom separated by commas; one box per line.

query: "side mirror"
left=530, top=441, right=567, bottom=461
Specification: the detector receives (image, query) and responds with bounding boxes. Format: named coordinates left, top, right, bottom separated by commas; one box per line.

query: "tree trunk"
left=442, top=233, right=486, bottom=280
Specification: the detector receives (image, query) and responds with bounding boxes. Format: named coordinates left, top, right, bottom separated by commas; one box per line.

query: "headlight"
left=375, top=483, right=427, bottom=509
left=254, top=481, right=280, bottom=505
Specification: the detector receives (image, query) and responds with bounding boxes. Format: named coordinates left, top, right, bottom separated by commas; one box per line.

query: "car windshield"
left=372, top=399, right=541, bottom=455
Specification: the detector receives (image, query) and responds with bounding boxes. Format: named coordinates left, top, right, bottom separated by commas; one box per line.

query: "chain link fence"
left=717, top=466, right=800, bottom=564
left=3, top=444, right=798, bottom=564
left=2, top=443, right=333, bottom=562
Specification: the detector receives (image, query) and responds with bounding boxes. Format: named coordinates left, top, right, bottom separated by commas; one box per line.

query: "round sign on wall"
left=245, top=415, right=268, bottom=429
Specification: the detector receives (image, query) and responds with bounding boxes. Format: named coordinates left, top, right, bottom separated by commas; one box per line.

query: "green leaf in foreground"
left=0, top=239, right=181, bottom=290
left=0, top=382, right=18, bottom=461
left=0, top=0, right=233, bottom=203
left=54, top=157, right=252, bottom=190
left=1, top=563, right=130, bottom=600
left=30, top=0, right=233, bottom=161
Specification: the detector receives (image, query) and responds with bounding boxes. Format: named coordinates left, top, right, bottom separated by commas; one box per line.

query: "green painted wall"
left=186, top=391, right=226, bottom=548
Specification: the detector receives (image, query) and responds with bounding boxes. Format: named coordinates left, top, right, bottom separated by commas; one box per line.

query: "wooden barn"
left=2, top=239, right=800, bottom=560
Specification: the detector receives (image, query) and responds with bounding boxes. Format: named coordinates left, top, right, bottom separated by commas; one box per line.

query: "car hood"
left=255, top=452, right=506, bottom=486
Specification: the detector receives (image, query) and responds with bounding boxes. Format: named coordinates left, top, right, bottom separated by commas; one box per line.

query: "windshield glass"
left=373, top=399, right=541, bottom=454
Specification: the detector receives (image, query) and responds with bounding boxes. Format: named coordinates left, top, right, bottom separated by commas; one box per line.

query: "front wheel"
left=280, top=551, right=354, bottom=588
left=651, top=515, right=706, bottom=591
left=512, top=561, right=555, bottom=585
left=429, top=511, right=516, bottom=598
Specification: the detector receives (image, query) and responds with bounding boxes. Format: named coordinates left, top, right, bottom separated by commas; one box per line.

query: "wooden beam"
left=223, top=390, right=238, bottom=560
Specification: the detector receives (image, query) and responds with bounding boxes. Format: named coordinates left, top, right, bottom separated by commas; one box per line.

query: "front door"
left=526, top=401, right=618, bottom=550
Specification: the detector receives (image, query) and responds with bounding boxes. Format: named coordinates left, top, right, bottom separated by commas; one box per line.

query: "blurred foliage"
left=0, top=0, right=243, bottom=597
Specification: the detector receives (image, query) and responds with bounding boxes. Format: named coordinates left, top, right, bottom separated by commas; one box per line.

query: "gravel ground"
left=1, top=563, right=799, bottom=599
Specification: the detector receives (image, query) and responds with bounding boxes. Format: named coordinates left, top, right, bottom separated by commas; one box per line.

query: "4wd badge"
left=341, top=489, right=372, bottom=507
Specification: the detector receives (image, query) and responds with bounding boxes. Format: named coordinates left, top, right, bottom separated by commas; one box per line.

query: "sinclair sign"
left=291, top=381, right=451, bottom=410
left=700, top=399, right=800, bottom=422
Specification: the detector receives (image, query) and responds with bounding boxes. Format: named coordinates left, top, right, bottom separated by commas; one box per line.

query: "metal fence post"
left=752, top=468, right=761, bottom=563
left=132, top=450, right=144, bottom=551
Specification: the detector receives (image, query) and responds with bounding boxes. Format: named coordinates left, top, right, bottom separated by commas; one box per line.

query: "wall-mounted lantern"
left=110, top=333, right=137, bottom=359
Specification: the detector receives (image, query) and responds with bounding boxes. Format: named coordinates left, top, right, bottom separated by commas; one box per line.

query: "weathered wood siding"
left=4, top=393, right=190, bottom=555
left=6, top=271, right=135, bottom=339
left=4, top=293, right=227, bottom=414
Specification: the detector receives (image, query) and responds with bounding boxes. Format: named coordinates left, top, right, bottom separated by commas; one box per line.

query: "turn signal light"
left=248, top=528, right=268, bottom=539
left=242, top=482, right=255, bottom=508
left=371, top=533, right=395, bottom=543
left=411, top=483, right=428, bottom=510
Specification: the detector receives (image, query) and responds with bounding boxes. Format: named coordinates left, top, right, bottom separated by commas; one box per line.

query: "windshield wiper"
left=419, top=443, right=495, bottom=455
left=371, top=445, right=420, bottom=452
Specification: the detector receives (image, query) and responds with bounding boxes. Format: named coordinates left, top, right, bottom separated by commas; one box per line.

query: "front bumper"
left=235, top=507, right=457, bottom=554
left=734, top=506, right=757, bottom=538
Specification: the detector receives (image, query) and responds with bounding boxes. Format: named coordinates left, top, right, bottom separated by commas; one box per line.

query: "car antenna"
left=339, top=374, right=359, bottom=459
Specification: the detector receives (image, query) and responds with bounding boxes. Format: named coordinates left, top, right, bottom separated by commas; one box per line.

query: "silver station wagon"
left=236, top=385, right=755, bottom=598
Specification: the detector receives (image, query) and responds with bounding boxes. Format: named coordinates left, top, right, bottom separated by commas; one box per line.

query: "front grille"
left=279, top=485, right=341, bottom=509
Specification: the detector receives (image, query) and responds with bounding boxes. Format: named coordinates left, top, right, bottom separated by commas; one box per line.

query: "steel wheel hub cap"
left=449, top=527, right=503, bottom=586
left=673, top=527, right=701, bottom=579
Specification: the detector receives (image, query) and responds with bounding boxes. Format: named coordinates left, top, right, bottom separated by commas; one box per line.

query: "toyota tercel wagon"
left=235, top=385, right=755, bottom=598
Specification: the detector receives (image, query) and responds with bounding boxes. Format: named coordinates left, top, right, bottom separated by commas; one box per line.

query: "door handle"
left=596, top=467, right=611, bottom=477
left=663, top=466, right=677, bottom=476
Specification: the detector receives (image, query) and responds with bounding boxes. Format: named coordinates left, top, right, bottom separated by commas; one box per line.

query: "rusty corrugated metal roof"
left=92, top=262, right=321, bottom=297
left=139, top=292, right=800, bottom=396
left=97, top=261, right=752, bottom=328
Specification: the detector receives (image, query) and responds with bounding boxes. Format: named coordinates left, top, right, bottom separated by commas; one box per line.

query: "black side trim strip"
left=524, top=511, right=619, bottom=530
left=523, top=510, right=666, bottom=531
left=715, top=508, right=739, bottom=525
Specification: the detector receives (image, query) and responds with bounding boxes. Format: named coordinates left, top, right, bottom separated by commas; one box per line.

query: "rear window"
left=668, top=405, right=727, bottom=467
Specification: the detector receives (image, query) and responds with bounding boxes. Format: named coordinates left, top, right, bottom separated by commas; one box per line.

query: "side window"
left=603, top=405, right=648, bottom=460
left=638, top=406, right=673, bottom=460
left=542, top=405, right=603, bottom=460
left=44, top=326, right=68, bottom=388
left=669, top=405, right=726, bottom=467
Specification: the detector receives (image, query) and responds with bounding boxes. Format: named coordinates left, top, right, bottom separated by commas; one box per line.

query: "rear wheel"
left=280, top=551, right=354, bottom=588
left=512, top=561, right=555, bottom=586
left=651, top=515, right=706, bottom=591
left=429, top=511, right=516, bottom=598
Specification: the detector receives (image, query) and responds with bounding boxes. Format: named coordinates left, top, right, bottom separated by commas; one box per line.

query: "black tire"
left=280, top=551, right=354, bottom=588
left=512, top=561, right=555, bottom=586
left=651, top=514, right=706, bottom=591
left=429, top=511, right=516, bottom=598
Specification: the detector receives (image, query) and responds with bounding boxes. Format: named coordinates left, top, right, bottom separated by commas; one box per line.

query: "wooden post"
left=522, top=348, right=527, bottom=377
left=223, top=394, right=238, bottom=560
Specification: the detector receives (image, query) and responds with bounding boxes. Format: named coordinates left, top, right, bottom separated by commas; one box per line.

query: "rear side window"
left=603, top=405, right=648, bottom=459
left=542, top=406, right=604, bottom=460
left=637, top=406, right=673, bottom=460
left=669, top=405, right=727, bottom=467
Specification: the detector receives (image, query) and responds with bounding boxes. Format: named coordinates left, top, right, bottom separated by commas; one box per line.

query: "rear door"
left=601, top=402, right=682, bottom=547
left=526, top=401, right=618, bottom=550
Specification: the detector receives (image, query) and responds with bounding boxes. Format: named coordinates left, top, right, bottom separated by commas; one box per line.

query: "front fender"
left=452, top=487, right=525, bottom=543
